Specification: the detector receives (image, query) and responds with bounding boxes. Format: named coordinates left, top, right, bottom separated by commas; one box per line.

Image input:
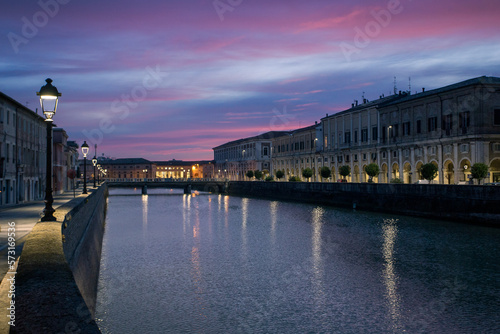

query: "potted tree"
left=302, top=168, right=313, bottom=182
left=470, top=163, right=488, bottom=185
left=365, top=163, right=379, bottom=183
left=245, top=170, right=254, bottom=180
left=275, top=170, right=285, bottom=181
left=320, top=166, right=331, bottom=181
left=420, top=163, right=438, bottom=184
left=339, top=165, right=351, bottom=182
left=254, top=170, right=263, bottom=180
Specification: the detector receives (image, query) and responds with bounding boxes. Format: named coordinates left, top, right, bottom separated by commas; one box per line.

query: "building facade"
left=214, top=76, right=500, bottom=184
left=213, top=131, right=287, bottom=180
left=0, top=91, right=47, bottom=206
left=321, top=76, right=500, bottom=184
left=270, top=124, right=324, bottom=181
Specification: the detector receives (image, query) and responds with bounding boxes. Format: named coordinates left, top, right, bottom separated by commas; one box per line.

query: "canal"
left=95, top=188, right=500, bottom=333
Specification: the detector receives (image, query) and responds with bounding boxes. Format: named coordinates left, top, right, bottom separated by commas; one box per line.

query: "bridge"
left=106, top=178, right=229, bottom=194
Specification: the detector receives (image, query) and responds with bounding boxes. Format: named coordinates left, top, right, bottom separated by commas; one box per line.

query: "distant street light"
left=92, top=156, right=97, bottom=188
left=38, top=78, right=61, bottom=221
left=81, top=141, right=89, bottom=194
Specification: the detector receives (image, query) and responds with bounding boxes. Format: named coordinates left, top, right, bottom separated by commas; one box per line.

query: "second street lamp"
left=92, top=156, right=97, bottom=188
left=81, top=141, right=89, bottom=194
left=38, top=78, right=61, bottom=221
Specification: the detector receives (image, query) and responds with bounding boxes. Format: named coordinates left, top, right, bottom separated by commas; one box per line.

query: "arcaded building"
left=321, top=76, right=500, bottom=184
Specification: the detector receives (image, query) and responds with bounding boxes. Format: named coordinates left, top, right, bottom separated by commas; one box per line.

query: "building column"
left=438, top=144, right=443, bottom=184
left=398, top=148, right=403, bottom=181
left=410, top=147, right=415, bottom=183
left=453, top=143, right=459, bottom=184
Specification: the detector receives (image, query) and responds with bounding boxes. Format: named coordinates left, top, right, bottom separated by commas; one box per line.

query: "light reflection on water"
left=96, top=190, right=500, bottom=334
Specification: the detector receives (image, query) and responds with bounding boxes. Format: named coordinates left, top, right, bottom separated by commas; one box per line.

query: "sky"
left=1, top=0, right=499, bottom=161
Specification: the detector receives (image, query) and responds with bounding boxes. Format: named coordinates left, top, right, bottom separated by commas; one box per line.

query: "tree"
left=275, top=170, right=284, bottom=181
left=420, top=163, right=438, bottom=183
left=302, top=168, right=313, bottom=181
left=470, top=163, right=489, bottom=184
left=390, top=178, right=403, bottom=184
left=289, top=176, right=301, bottom=182
left=320, top=166, right=331, bottom=180
left=265, top=175, right=274, bottom=182
left=339, top=165, right=351, bottom=180
left=245, top=170, right=254, bottom=179
left=365, top=163, right=380, bottom=183
left=254, top=170, right=263, bottom=180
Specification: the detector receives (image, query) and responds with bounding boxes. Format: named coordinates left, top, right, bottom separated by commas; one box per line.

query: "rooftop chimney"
left=422, top=87, right=425, bottom=92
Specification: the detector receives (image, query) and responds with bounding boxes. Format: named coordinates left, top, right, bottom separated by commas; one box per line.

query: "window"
left=495, top=109, right=500, bottom=125
left=444, top=145, right=452, bottom=154
left=403, top=122, right=411, bottom=136
left=263, top=147, right=268, bottom=156
left=345, top=155, right=350, bottom=162
left=382, top=151, right=386, bottom=158
left=300, top=142, right=304, bottom=150
left=331, top=135, right=335, bottom=147
left=493, top=143, right=500, bottom=152
left=344, top=131, right=351, bottom=144
left=361, top=129, right=368, bottom=142
left=363, top=153, right=367, bottom=161
left=416, top=120, right=422, bottom=134
left=428, top=146, right=436, bottom=155
left=324, top=157, right=328, bottom=162
left=460, top=144, right=469, bottom=153
left=372, top=127, right=378, bottom=141
left=354, top=154, right=358, bottom=162
left=459, top=111, right=470, bottom=134
left=393, top=124, right=399, bottom=137
left=382, top=126, right=386, bottom=142
left=442, top=114, right=452, bottom=136
left=337, top=156, right=343, bottom=163
left=354, top=130, right=358, bottom=143
left=393, top=150, right=397, bottom=158
left=428, top=117, right=438, bottom=132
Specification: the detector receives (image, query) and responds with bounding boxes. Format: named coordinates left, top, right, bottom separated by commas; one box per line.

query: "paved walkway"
left=0, top=188, right=86, bottom=279
left=0, top=186, right=99, bottom=333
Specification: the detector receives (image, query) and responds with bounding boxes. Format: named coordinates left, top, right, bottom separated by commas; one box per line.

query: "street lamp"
left=97, top=164, right=101, bottom=183
left=38, top=78, right=61, bottom=221
left=92, top=156, right=97, bottom=187
left=81, top=141, right=89, bottom=194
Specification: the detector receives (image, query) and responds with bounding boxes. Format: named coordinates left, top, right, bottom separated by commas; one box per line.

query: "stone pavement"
left=0, top=187, right=93, bottom=333
left=0, top=188, right=87, bottom=280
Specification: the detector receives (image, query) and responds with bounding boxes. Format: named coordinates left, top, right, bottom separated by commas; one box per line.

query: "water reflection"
left=241, top=198, right=249, bottom=258
left=382, top=218, right=401, bottom=331
left=141, top=195, right=148, bottom=239
left=270, top=201, right=278, bottom=244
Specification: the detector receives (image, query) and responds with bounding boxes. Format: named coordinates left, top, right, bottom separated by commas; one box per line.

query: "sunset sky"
left=1, top=0, right=499, bottom=160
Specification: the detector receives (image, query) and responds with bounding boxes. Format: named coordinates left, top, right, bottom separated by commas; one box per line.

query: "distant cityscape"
left=1, top=76, right=500, bottom=206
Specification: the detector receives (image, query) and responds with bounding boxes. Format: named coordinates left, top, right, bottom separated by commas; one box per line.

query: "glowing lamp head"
left=81, top=141, right=89, bottom=158
left=37, top=78, right=61, bottom=121
left=92, top=157, right=97, bottom=166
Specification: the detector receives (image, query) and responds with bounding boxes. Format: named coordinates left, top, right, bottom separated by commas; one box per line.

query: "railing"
left=108, top=178, right=224, bottom=183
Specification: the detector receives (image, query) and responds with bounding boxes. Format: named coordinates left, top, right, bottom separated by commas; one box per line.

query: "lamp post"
left=81, top=141, right=89, bottom=194
left=92, top=156, right=97, bottom=188
left=97, top=164, right=101, bottom=184
left=38, top=78, right=61, bottom=221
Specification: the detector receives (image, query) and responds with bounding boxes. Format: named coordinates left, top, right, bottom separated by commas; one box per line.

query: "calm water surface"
left=95, top=188, right=500, bottom=333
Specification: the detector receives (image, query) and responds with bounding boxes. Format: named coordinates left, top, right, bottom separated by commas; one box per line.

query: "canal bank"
left=10, top=185, right=107, bottom=333
left=227, top=181, right=500, bottom=225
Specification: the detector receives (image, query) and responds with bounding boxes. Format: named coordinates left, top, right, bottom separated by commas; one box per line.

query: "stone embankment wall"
left=12, top=185, right=107, bottom=333
left=227, top=181, right=500, bottom=225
